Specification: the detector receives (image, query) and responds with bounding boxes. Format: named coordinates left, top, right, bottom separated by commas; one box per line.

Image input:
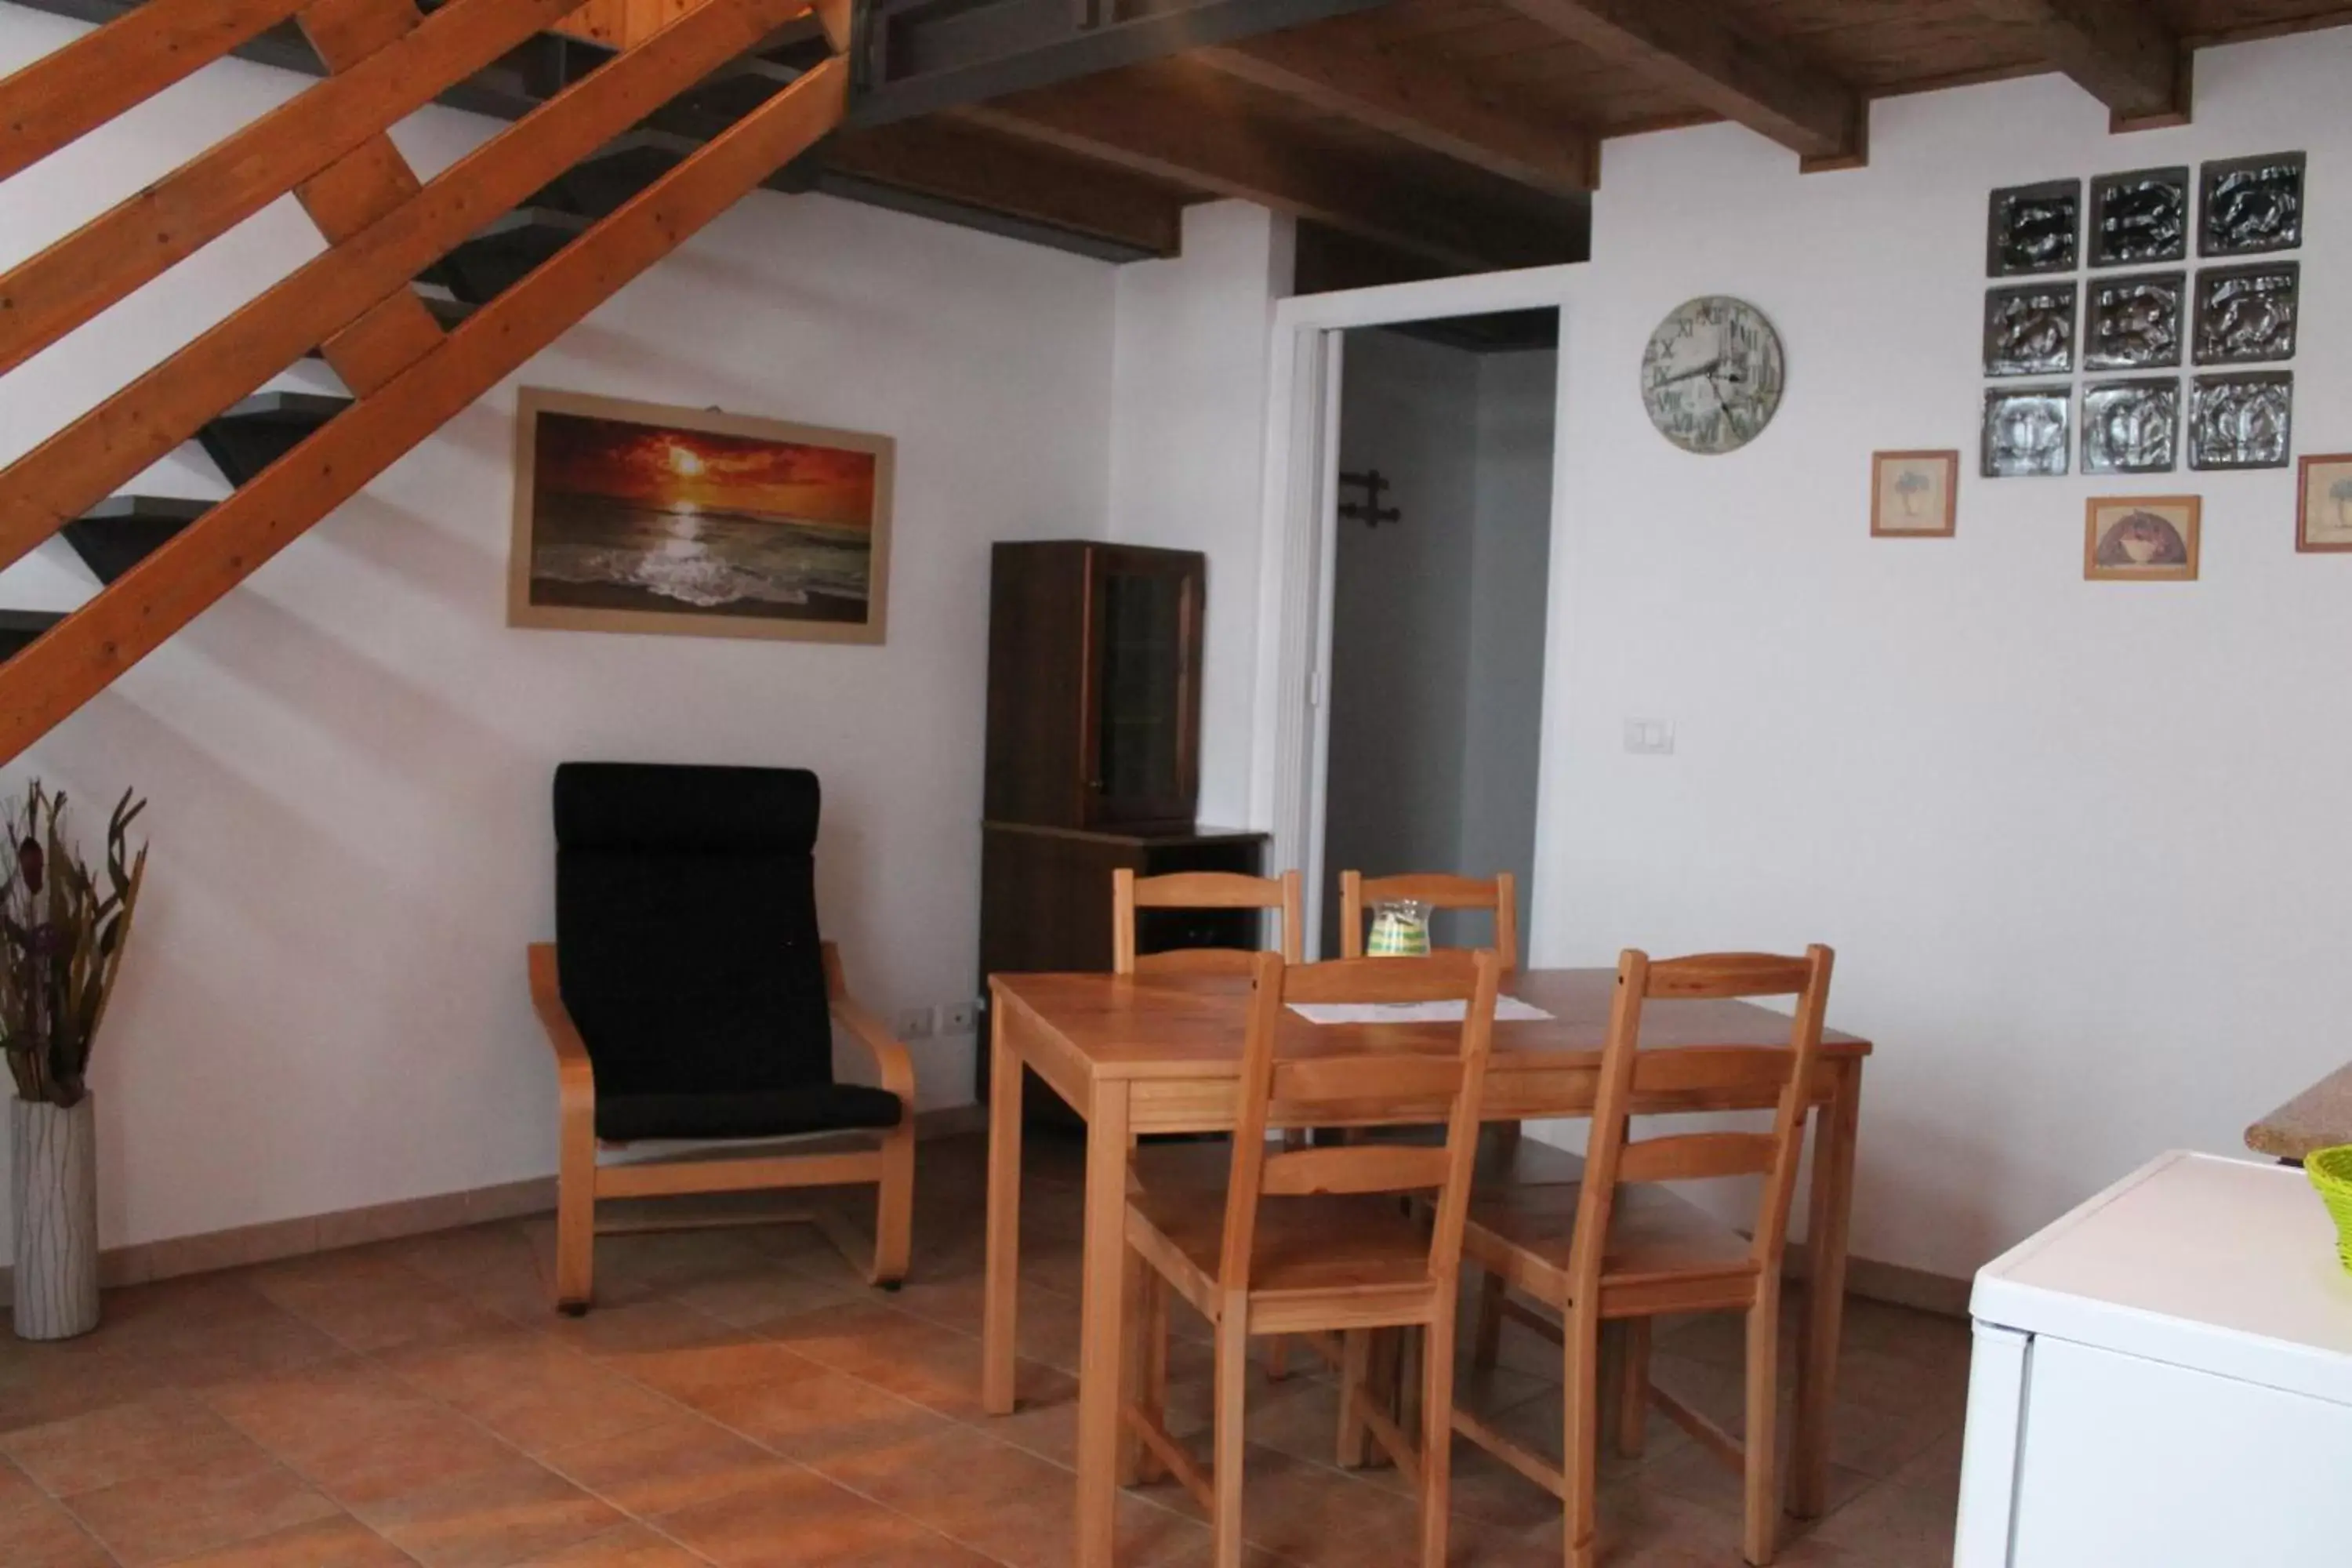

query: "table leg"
left=981, top=1000, right=1025, bottom=1417
left=1074, top=1080, right=1132, bottom=1568
left=1790, top=1058, right=1862, bottom=1519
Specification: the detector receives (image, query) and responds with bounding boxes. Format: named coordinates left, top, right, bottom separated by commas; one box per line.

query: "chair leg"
left=1213, top=1305, right=1250, bottom=1568
left=1472, top=1268, right=1508, bottom=1370
left=1741, top=1293, right=1783, bottom=1566
left=1617, top=1318, right=1653, bottom=1459
left=554, top=1089, right=597, bottom=1314
left=1418, top=1308, right=1457, bottom=1568
left=869, top=1120, right=915, bottom=1288
left=1563, top=1308, right=1601, bottom=1568
left=1266, top=1335, right=1292, bottom=1381
left=1336, top=1330, right=1374, bottom=1468
left=1120, top=1252, right=1163, bottom=1486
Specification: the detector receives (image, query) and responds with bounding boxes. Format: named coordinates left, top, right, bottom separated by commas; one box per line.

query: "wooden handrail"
left=0, top=0, right=818, bottom=574
left=0, top=0, right=587, bottom=381
left=0, top=0, right=314, bottom=182
left=0, top=51, right=849, bottom=764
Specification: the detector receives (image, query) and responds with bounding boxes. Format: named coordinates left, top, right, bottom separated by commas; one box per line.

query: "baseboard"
left=0, top=1104, right=990, bottom=1298
left=1787, top=1245, right=1973, bottom=1319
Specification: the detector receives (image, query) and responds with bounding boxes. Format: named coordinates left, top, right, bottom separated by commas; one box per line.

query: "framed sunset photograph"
left=510, top=389, right=893, bottom=644
left=2084, top=495, right=2201, bottom=581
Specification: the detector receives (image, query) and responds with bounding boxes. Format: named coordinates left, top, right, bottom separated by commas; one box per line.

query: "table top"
left=991, top=966, right=1871, bottom=1081
left=2245, top=1060, right=2352, bottom=1161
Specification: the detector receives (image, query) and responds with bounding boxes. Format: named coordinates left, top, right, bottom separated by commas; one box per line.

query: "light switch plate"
left=1623, top=719, right=1676, bottom=755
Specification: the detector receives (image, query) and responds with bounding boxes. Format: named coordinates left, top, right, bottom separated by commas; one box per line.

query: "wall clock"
left=1640, top=296, right=1786, bottom=454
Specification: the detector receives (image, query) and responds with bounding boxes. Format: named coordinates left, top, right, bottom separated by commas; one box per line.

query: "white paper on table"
left=1287, top=997, right=1554, bottom=1025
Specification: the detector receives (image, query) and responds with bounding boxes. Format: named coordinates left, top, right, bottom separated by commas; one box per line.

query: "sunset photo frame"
left=509, top=388, right=895, bottom=644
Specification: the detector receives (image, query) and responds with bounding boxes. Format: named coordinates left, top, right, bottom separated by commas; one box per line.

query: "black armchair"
left=528, top=763, right=915, bottom=1313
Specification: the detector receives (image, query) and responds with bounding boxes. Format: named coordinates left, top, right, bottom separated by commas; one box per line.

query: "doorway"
left=1316, top=310, right=1559, bottom=956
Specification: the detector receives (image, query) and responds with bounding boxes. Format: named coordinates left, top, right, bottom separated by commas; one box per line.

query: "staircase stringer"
left=0, top=51, right=850, bottom=764
left=0, top=0, right=823, bottom=575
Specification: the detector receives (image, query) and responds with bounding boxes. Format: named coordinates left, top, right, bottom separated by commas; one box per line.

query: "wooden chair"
left=1339, top=869, right=1518, bottom=971
left=1119, top=949, right=1503, bottom=1568
left=1112, top=867, right=1302, bottom=974
left=1446, top=946, right=1834, bottom=1568
left=528, top=763, right=917, bottom=1314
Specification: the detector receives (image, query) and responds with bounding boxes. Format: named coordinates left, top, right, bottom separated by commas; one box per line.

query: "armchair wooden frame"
left=1112, top=867, right=1302, bottom=975
left=1118, top=949, right=1502, bottom=1568
left=527, top=940, right=916, bottom=1314
left=1339, top=869, right=1518, bottom=971
left=1448, top=946, right=1835, bottom=1568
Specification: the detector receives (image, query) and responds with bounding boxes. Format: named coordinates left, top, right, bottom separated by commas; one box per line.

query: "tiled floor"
left=0, top=1134, right=1969, bottom=1566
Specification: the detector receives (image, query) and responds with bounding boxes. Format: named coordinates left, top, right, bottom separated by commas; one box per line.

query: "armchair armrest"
left=822, top=941, right=917, bottom=1107
left=528, top=942, right=597, bottom=1102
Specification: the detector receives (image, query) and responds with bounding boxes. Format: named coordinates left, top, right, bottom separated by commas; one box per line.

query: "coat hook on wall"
left=1338, top=468, right=1400, bottom=528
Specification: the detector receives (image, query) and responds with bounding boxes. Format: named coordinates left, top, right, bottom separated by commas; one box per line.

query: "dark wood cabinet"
left=983, top=541, right=1204, bottom=833
left=978, top=541, right=1262, bottom=1120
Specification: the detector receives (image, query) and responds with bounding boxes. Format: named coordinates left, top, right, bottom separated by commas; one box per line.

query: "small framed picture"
left=2085, top=495, right=2200, bottom=581
left=2296, top=454, right=2352, bottom=553
left=1871, top=450, right=1958, bottom=537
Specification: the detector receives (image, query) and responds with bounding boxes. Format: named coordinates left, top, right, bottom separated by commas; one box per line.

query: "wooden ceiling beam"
left=960, top=68, right=1586, bottom=272
left=1491, top=0, right=1864, bottom=168
left=1971, top=0, right=2189, bottom=128
left=1189, top=29, right=1596, bottom=196
left=818, top=121, right=1186, bottom=256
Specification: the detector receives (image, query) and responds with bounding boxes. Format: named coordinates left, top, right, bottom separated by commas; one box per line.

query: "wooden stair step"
left=62, top=496, right=212, bottom=585
left=420, top=205, right=591, bottom=305
left=0, top=611, right=66, bottom=664
left=529, top=128, right=697, bottom=218
left=198, top=390, right=356, bottom=486
left=646, top=56, right=802, bottom=137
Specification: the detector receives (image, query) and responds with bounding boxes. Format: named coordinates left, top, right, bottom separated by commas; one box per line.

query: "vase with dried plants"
left=1, top=784, right=146, bottom=1339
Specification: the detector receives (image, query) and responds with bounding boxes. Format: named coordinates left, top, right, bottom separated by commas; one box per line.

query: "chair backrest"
left=1339, top=870, right=1519, bottom=971
left=553, top=762, right=833, bottom=1099
left=1566, top=947, right=1835, bottom=1305
left=1112, top=868, right=1303, bottom=975
left=1218, top=949, right=1502, bottom=1298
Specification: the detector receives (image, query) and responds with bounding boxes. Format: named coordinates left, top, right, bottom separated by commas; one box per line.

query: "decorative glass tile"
left=2200, top=152, right=2304, bottom=256
left=1984, top=283, right=2076, bottom=376
left=1987, top=180, right=2080, bottom=276
left=2090, top=167, right=2188, bottom=267
left=1982, top=387, right=2071, bottom=477
left=2082, top=272, right=2183, bottom=371
left=2189, top=372, right=2293, bottom=470
left=2194, top=262, right=2299, bottom=365
left=2081, top=379, right=2180, bottom=474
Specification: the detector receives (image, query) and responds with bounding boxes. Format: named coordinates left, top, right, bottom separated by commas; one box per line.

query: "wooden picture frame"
left=2296, top=453, right=2352, bottom=553
left=1871, top=450, right=1959, bottom=537
left=2084, top=495, right=2200, bottom=581
left=509, top=387, right=894, bottom=644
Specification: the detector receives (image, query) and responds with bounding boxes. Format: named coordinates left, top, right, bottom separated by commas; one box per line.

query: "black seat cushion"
left=554, top=763, right=898, bottom=1138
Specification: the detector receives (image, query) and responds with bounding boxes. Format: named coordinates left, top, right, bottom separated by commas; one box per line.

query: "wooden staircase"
left=0, top=0, right=851, bottom=763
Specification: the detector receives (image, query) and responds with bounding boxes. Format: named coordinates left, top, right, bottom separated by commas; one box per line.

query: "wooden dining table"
left=981, top=966, right=1872, bottom=1568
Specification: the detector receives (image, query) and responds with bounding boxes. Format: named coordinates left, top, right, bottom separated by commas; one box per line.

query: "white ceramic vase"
left=11, top=1094, right=100, bottom=1341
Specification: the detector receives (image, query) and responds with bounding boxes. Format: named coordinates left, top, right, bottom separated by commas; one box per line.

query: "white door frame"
left=1247, top=263, right=1584, bottom=955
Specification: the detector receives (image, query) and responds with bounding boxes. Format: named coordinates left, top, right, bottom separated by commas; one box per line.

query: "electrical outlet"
left=940, top=1000, right=978, bottom=1035
left=1623, top=718, right=1676, bottom=756
left=894, top=1007, right=935, bottom=1040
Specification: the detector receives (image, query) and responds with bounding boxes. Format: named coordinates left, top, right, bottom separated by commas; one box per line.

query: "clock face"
left=1640, top=296, right=1786, bottom=454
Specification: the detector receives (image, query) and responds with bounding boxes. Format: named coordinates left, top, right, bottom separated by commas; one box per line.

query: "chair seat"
left=595, top=1083, right=903, bottom=1143
left=1129, top=1180, right=1436, bottom=1306
left=1464, top=1181, right=1760, bottom=1301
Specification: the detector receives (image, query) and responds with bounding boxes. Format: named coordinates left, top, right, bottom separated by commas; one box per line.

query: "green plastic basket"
left=2310, top=1145, right=2352, bottom=1275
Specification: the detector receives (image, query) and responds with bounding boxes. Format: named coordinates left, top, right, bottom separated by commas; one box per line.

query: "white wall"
left=1537, top=34, right=2352, bottom=1276
left=0, top=8, right=1116, bottom=1254
left=1106, top=201, right=1293, bottom=826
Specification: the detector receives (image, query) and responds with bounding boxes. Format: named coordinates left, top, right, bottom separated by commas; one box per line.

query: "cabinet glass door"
left=1088, top=550, right=1200, bottom=828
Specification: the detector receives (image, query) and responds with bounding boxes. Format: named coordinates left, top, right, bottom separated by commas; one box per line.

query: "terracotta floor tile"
left=510, top=1522, right=711, bottom=1566
left=1802, top=1465, right=1965, bottom=1566
left=65, top=1449, right=340, bottom=1567
left=160, top=1512, right=414, bottom=1566
left=384, top=1330, right=680, bottom=1457
left=252, top=1248, right=515, bottom=1353
left=0, top=1494, right=113, bottom=1567
left=0, top=1451, right=43, bottom=1514
left=354, top=1459, right=625, bottom=1568
left=543, top=1415, right=795, bottom=1518
left=202, top=1361, right=518, bottom=1507
left=757, top=1300, right=1074, bottom=1422
left=2, top=1389, right=261, bottom=1496
left=612, top=1334, right=829, bottom=1412
left=542, top=1298, right=738, bottom=1366
left=670, top=1266, right=855, bottom=1332
left=695, top=1360, right=952, bottom=1470
left=658, top=1461, right=996, bottom=1568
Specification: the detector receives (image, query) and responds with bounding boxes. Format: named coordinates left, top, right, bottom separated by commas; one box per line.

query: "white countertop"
left=1973, top=1150, right=2352, bottom=1406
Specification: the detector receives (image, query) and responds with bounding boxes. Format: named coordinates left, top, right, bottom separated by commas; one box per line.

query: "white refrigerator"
left=1955, top=1150, right=2352, bottom=1566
